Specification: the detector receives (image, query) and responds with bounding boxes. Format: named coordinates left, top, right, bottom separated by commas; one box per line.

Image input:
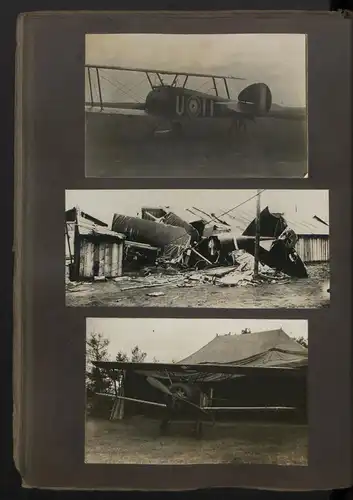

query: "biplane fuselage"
left=145, top=85, right=233, bottom=120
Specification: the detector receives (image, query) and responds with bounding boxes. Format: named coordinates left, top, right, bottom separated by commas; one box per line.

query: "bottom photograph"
left=85, top=318, right=308, bottom=466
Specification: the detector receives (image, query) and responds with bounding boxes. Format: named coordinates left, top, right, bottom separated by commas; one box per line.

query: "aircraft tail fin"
left=238, top=83, right=272, bottom=115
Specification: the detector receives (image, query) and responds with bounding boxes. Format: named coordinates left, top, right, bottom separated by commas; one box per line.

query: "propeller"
left=146, top=376, right=213, bottom=421
left=146, top=376, right=173, bottom=396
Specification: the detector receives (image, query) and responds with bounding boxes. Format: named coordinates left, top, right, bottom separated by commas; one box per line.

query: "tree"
left=86, top=332, right=112, bottom=396
left=115, top=351, right=129, bottom=362
left=296, top=336, right=308, bottom=349
left=131, top=345, right=147, bottom=363
left=113, top=346, right=148, bottom=393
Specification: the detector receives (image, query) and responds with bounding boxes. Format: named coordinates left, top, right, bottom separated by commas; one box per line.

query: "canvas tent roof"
left=178, top=328, right=308, bottom=369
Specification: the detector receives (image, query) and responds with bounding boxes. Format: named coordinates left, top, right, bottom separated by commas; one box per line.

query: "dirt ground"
left=85, top=113, right=307, bottom=178
left=67, top=263, right=330, bottom=308
left=85, top=416, right=308, bottom=465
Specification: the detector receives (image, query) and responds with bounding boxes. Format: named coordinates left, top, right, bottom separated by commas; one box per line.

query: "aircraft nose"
left=146, top=88, right=168, bottom=112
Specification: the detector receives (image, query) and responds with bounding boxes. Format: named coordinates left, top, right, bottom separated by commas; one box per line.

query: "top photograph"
left=85, top=33, right=307, bottom=178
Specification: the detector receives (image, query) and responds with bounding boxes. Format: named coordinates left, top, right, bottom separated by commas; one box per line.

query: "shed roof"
left=222, top=208, right=329, bottom=236
left=283, top=214, right=329, bottom=236
left=65, top=207, right=108, bottom=227
left=77, top=219, right=126, bottom=239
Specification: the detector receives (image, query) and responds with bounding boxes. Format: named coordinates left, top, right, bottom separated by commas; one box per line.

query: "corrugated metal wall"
left=296, top=236, right=329, bottom=263
left=78, top=239, right=124, bottom=279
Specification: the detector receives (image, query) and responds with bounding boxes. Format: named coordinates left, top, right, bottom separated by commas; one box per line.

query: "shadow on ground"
left=85, top=416, right=308, bottom=465
left=85, top=113, right=308, bottom=178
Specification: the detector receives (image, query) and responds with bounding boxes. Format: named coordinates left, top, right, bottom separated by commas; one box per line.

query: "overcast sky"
left=86, top=318, right=308, bottom=363
left=66, top=189, right=329, bottom=228
left=86, top=34, right=306, bottom=107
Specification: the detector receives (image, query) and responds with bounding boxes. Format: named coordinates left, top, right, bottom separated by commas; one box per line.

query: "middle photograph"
left=65, top=189, right=330, bottom=309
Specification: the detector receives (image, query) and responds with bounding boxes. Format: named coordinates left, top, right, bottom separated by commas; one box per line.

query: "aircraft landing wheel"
left=160, top=418, right=170, bottom=435
left=228, top=119, right=247, bottom=141
left=228, top=121, right=239, bottom=142
left=171, top=122, right=183, bottom=138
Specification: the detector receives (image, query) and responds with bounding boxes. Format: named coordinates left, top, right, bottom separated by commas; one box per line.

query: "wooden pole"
left=65, top=221, right=73, bottom=265
left=253, top=190, right=261, bottom=277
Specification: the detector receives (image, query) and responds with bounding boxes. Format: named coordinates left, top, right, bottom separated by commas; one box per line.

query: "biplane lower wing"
left=95, top=392, right=296, bottom=412
left=265, top=105, right=306, bottom=121
left=85, top=104, right=147, bottom=117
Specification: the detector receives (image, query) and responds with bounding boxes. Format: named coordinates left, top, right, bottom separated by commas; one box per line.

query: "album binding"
left=13, top=10, right=353, bottom=491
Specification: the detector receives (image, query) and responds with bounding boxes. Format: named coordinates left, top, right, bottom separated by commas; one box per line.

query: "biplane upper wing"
left=85, top=64, right=246, bottom=81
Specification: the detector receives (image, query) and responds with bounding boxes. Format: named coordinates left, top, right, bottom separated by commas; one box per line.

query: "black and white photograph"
left=85, top=34, right=307, bottom=178
left=85, top=318, right=308, bottom=465
left=65, top=189, right=329, bottom=309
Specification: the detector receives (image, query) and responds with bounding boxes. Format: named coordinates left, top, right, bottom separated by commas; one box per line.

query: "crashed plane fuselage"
left=208, top=233, right=308, bottom=278
left=111, top=207, right=308, bottom=278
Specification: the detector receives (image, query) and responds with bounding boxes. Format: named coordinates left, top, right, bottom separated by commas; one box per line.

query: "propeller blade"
left=146, top=376, right=173, bottom=396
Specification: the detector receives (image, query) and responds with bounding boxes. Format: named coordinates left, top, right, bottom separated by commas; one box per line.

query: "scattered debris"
left=120, top=276, right=181, bottom=291
left=94, top=276, right=107, bottom=282
left=65, top=282, right=94, bottom=293
left=113, top=276, right=132, bottom=282
left=202, top=265, right=239, bottom=278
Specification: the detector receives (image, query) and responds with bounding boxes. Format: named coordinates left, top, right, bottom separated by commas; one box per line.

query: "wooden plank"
left=93, top=243, right=99, bottom=276
left=104, top=243, right=112, bottom=277
left=98, top=242, right=106, bottom=277
left=117, top=242, right=123, bottom=277
left=84, top=241, right=95, bottom=278
left=111, top=243, right=119, bottom=277
left=79, top=239, right=86, bottom=278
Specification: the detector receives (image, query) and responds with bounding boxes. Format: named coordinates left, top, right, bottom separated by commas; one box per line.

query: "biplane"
left=85, top=64, right=306, bottom=137
left=93, top=361, right=307, bottom=439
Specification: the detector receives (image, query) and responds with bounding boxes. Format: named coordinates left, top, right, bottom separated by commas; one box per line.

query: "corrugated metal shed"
left=284, top=213, right=329, bottom=263
left=296, top=236, right=329, bottom=263
left=224, top=208, right=329, bottom=263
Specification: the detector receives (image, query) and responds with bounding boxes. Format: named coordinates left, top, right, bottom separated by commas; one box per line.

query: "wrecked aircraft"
left=112, top=214, right=192, bottom=261
left=207, top=208, right=308, bottom=278
left=111, top=206, right=308, bottom=279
